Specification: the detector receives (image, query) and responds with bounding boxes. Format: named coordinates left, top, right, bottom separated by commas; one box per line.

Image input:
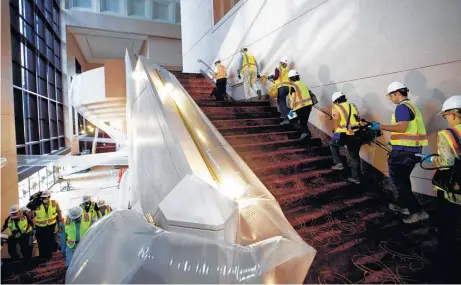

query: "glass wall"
left=69, top=0, right=181, bottom=24
left=10, top=0, right=65, bottom=155
left=18, top=165, right=57, bottom=206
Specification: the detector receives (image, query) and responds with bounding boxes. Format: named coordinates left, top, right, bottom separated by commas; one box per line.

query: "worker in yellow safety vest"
left=285, top=69, right=313, bottom=142
left=268, top=58, right=291, bottom=125
left=62, top=206, right=93, bottom=265
left=424, top=95, right=461, bottom=283
left=237, top=47, right=261, bottom=101
left=329, top=92, right=362, bottom=185
left=80, top=195, right=102, bottom=222
left=369, top=81, right=429, bottom=224
left=97, top=200, right=112, bottom=216
left=213, top=59, right=227, bottom=101
left=33, top=190, right=62, bottom=259
left=1, top=205, right=34, bottom=260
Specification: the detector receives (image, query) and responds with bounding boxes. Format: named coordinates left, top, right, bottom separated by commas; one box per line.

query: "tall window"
left=128, top=0, right=147, bottom=18
left=213, top=0, right=240, bottom=25
left=10, top=0, right=64, bottom=155
left=101, top=0, right=120, bottom=13
left=71, top=0, right=91, bottom=9
left=152, top=0, right=169, bottom=21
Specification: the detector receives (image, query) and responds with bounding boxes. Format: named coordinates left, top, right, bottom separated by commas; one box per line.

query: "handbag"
left=432, top=128, right=461, bottom=198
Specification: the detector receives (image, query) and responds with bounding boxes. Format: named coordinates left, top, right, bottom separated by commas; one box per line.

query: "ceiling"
left=69, top=27, right=147, bottom=64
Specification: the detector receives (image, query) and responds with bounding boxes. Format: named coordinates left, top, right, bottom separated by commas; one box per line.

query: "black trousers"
left=7, top=234, right=33, bottom=260
left=435, top=191, right=461, bottom=283
left=387, top=151, right=422, bottom=214
left=289, top=105, right=312, bottom=137
left=36, top=223, right=57, bottom=258
left=215, top=78, right=227, bottom=101
left=329, top=135, right=362, bottom=179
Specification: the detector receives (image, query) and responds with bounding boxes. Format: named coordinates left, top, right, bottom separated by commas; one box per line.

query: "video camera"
left=26, top=191, right=43, bottom=210
left=357, top=118, right=383, bottom=145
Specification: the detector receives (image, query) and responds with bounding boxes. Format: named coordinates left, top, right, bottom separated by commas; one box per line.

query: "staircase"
left=176, top=73, right=438, bottom=284
left=95, top=130, right=117, bottom=153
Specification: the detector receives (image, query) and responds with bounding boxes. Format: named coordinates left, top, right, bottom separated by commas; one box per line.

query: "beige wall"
left=1, top=0, right=19, bottom=223
left=148, top=37, right=183, bottom=67
left=104, top=59, right=126, bottom=98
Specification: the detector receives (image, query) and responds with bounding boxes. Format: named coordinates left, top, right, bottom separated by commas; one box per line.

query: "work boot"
left=403, top=211, right=429, bottom=224
left=298, top=133, right=308, bottom=141
left=280, top=120, right=290, bottom=126
left=388, top=203, right=410, bottom=215
left=348, top=177, right=361, bottom=185
left=331, top=163, right=344, bottom=170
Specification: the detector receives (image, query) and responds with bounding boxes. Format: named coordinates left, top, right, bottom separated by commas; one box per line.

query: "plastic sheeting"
left=66, top=210, right=316, bottom=284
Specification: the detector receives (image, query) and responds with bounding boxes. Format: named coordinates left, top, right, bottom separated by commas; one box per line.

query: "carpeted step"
left=218, top=124, right=295, bottom=136
left=210, top=118, right=281, bottom=128
left=224, top=131, right=299, bottom=145
left=200, top=106, right=277, bottom=116
left=207, top=112, right=277, bottom=120
left=196, top=101, right=270, bottom=107
left=252, top=156, right=333, bottom=177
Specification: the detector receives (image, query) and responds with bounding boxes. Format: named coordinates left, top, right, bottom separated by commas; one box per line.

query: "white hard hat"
left=240, top=47, right=247, bottom=52
left=440, top=95, right=461, bottom=115
left=82, top=195, right=91, bottom=203
left=332, top=92, right=346, bottom=102
left=280, top=57, right=288, bottom=64
left=68, top=206, right=83, bottom=220
left=41, top=190, right=51, bottom=198
left=214, top=59, right=221, bottom=64
left=288, top=69, right=299, bottom=78
left=387, top=81, right=407, bottom=94
left=20, top=206, right=29, bottom=212
left=98, top=200, right=106, bottom=206
left=10, top=204, right=20, bottom=214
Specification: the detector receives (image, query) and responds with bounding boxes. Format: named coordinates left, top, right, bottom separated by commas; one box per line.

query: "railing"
left=67, top=0, right=181, bottom=25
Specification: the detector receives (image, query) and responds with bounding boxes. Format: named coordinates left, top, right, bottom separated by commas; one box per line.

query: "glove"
left=420, top=153, right=433, bottom=163
left=268, top=75, right=274, bottom=81
left=369, top=121, right=380, bottom=130
left=288, top=110, right=294, bottom=117
left=238, top=74, right=241, bottom=80
left=257, top=74, right=261, bottom=79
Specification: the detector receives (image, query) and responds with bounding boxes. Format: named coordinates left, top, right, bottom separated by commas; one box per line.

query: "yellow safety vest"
left=390, top=100, right=428, bottom=147
left=241, top=52, right=256, bottom=72
left=64, top=213, right=91, bottom=249
left=35, top=200, right=58, bottom=227
left=7, top=216, right=32, bottom=238
left=274, top=66, right=289, bottom=88
left=435, top=124, right=461, bottom=204
left=99, top=205, right=112, bottom=216
left=333, top=102, right=360, bottom=135
left=286, top=81, right=313, bottom=111
left=214, top=64, right=227, bottom=80
left=80, top=201, right=101, bottom=221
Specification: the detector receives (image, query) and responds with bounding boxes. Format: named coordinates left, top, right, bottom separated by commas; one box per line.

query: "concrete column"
left=1, top=0, right=19, bottom=221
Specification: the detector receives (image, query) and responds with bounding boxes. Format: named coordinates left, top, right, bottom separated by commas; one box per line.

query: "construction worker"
left=268, top=58, right=290, bottom=125
left=237, top=47, right=260, bottom=101
left=285, top=70, right=313, bottom=141
left=213, top=59, right=227, bottom=101
left=98, top=200, right=112, bottom=216
left=80, top=195, right=102, bottom=222
left=1, top=205, right=34, bottom=260
left=329, top=92, right=362, bottom=184
left=34, top=190, right=62, bottom=258
left=62, top=206, right=93, bottom=266
left=369, top=81, right=429, bottom=223
left=426, top=95, right=461, bottom=283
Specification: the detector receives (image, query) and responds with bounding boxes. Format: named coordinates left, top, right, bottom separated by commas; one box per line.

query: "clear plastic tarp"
left=66, top=210, right=316, bottom=284
left=15, top=151, right=128, bottom=167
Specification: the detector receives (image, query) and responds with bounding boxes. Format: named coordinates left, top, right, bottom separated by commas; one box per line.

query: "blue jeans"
left=277, top=86, right=290, bottom=120
left=65, top=245, right=76, bottom=266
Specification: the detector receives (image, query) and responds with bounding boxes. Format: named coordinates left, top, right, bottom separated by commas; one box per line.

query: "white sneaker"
left=298, top=133, right=308, bottom=141
left=403, top=211, right=429, bottom=224
left=388, top=203, right=410, bottom=215
left=331, top=163, right=344, bottom=170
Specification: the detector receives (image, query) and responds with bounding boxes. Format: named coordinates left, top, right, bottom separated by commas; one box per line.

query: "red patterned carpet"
left=176, top=72, right=438, bottom=284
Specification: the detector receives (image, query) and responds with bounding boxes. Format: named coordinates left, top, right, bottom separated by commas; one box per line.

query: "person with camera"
left=61, top=206, right=93, bottom=266
left=369, top=82, right=429, bottom=223
left=80, top=195, right=102, bottom=222
left=423, top=95, right=461, bottom=283
left=1, top=204, right=34, bottom=260
left=329, top=92, right=362, bottom=185
left=33, top=190, right=62, bottom=259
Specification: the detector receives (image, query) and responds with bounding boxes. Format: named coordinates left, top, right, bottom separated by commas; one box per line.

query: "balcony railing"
left=68, top=0, right=181, bottom=25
